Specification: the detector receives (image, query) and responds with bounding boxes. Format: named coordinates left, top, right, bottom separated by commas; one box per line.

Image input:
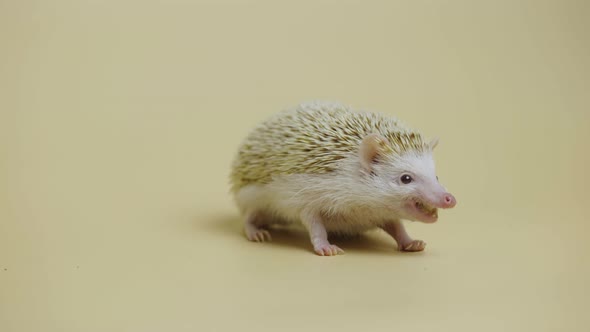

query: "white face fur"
left=359, top=134, right=456, bottom=223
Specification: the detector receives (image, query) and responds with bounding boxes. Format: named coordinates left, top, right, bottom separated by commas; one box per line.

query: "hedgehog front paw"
left=400, top=240, right=426, bottom=252
left=246, top=229, right=272, bottom=242
left=314, top=244, right=344, bottom=256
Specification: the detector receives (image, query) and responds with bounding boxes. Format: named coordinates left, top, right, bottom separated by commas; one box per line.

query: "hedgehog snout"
left=441, top=193, right=456, bottom=208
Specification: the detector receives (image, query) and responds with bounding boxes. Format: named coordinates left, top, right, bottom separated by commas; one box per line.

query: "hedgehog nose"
left=442, top=193, right=456, bottom=208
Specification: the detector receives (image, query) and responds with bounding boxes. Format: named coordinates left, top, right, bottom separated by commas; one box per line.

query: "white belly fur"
left=233, top=173, right=389, bottom=235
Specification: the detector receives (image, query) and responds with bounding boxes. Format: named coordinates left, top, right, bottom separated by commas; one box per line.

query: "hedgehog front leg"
left=300, top=210, right=344, bottom=256
left=381, top=221, right=426, bottom=252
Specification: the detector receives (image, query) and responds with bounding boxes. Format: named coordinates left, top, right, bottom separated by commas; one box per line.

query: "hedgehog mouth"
left=409, top=200, right=438, bottom=223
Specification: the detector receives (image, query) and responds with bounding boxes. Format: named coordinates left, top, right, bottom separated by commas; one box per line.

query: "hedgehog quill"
left=229, top=101, right=457, bottom=256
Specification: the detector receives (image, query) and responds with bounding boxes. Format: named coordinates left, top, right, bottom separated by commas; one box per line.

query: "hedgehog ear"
left=359, top=133, right=390, bottom=173
left=428, top=137, right=439, bottom=151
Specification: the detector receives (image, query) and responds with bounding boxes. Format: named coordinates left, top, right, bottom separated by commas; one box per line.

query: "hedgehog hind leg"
left=244, top=211, right=272, bottom=242
left=235, top=184, right=274, bottom=242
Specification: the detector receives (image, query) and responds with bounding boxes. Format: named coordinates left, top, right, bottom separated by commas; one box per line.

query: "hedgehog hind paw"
left=245, top=227, right=272, bottom=242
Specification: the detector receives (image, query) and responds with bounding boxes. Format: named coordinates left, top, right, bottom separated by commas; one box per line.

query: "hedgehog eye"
left=400, top=174, right=413, bottom=184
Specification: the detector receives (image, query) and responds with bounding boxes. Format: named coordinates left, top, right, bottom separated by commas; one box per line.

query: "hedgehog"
left=229, top=101, right=456, bottom=256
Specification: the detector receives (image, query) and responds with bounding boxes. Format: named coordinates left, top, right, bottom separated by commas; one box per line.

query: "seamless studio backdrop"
left=1, top=1, right=589, bottom=332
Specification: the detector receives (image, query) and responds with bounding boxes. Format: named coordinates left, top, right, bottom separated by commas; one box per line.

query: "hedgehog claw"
left=314, top=244, right=344, bottom=256
left=401, top=240, right=426, bottom=252
left=246, top=229, right=272, bottom=242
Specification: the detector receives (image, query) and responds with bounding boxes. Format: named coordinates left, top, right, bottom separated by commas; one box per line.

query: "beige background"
left=1, top=0, right=589, bottom=331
